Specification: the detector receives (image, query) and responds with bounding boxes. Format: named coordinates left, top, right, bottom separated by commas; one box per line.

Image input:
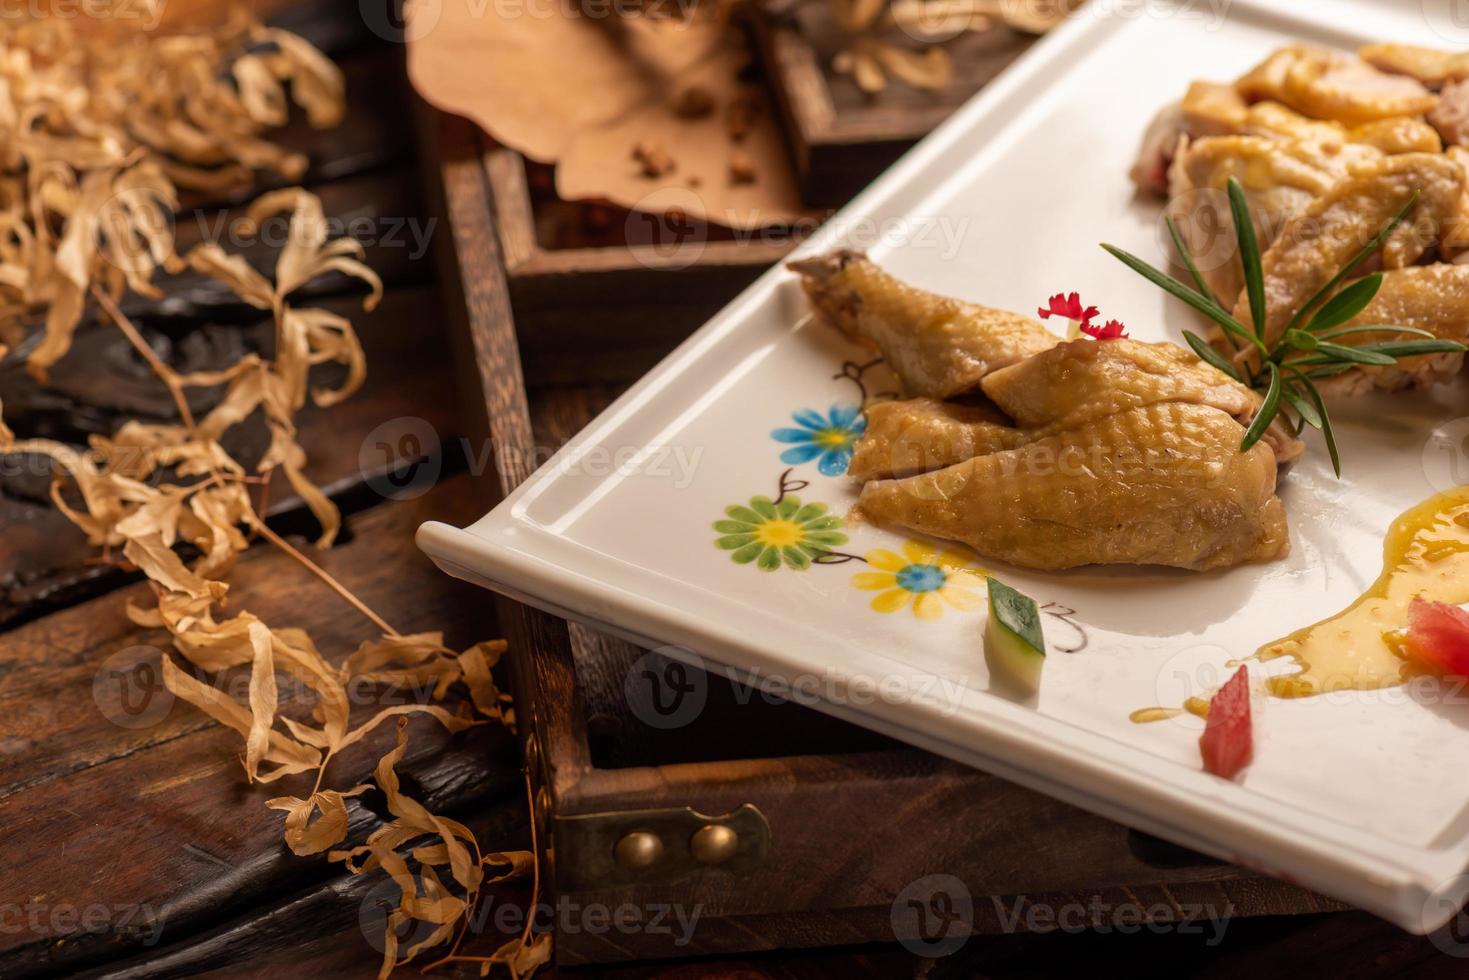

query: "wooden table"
left=1, top=5, right=1466, bottom=978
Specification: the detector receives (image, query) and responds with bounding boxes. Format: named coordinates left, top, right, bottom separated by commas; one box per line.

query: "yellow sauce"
left=1257, top=485, right=1469, bottom=697
left=1129, top=707, right=1181, bottom=723
left=1183, top=696, right=1211, bottom=718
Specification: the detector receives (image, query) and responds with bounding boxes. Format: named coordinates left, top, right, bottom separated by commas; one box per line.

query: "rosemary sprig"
left=1102, top=177, right=1466, bottom=476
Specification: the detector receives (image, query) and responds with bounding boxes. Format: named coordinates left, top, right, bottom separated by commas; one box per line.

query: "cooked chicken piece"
left=856, top=402, right=1289, bottom=572
left=1429, top=80, right=1469, bottom=148
left=848, top=397, right=1025, bottom=482
left=1350, top=115, right=1444, bottom=155
left=1182, top=80, right=1249, bottom=136
left=980, top=336, right=1304, bottom=466
left=1240, top=101, right=1346, bottom=142
left=1237, top=45, right=1437, bottom=126
left=1226, top=153, right=1464, bottom=347
left=1237, top=46, right=1313, bottom=103
left=1360, top=43, right=1469, bottom=90
left=980, top=337, right=1254, bottom=430
left=1311, top=265, right=1469, bottom=397
left=1166, top=135, right=1374, bottom=307
left=1137, top=89, right=1438, bottom=199
left=1130, top=102, right=1186, bottom=196
left=788, top=249, right=1058, bottom=399
left=1444, top=146, right=1469, bottom=261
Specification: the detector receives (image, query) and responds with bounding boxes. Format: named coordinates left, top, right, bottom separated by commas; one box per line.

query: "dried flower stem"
left=97, top=277, right=399, bottom=640
left=251, top=518, right=401, bottom=637
left=421, top=768, right=542, bottom=974
left=91, top=286, right=198, bottom=433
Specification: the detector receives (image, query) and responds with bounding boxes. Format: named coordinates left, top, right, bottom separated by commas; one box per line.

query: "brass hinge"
left=555, top=804, right=770, bottom=890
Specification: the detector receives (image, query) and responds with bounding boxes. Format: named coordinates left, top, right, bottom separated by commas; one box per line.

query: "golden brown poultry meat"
left=788, top=249, right=1058, bottom=399
left=856, top=402, right=1289, bottom=572
left=789, top=250, right=1292, bottom=571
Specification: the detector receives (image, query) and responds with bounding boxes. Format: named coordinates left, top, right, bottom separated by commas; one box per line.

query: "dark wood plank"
left=0, top=285, right=457, bottom=630
left=0, top=474, right=516, bottom=979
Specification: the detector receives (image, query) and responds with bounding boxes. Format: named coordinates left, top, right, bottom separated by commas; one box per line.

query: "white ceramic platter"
left=420, top=0, right=1469, bottom=932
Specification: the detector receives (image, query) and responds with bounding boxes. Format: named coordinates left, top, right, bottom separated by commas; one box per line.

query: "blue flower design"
left=772, top=404, right=866, bottom=476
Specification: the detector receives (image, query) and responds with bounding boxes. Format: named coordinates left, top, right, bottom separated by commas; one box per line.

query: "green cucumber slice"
left=985, top=577, right=1045, bottom=693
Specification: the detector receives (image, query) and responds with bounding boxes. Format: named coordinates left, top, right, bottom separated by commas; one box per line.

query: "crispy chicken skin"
left=848, top=397, right=1025, bottom=482
left=788, top=249, right=1059, bottom=398
left=856, top=403, right=1289, bottom=572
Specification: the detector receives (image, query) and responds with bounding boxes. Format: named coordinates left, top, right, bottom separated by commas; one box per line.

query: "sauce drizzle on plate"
left=1260, top=485, right=1469, bottom=696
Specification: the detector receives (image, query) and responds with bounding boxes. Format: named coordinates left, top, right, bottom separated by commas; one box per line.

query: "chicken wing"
left=856, top=402, right=1289, bottom=572
left=788, top=249, right=1059, bottom=398
left=1226, top=152, right=1464, bottom=347
left=848, top=397, right=1025, bottom=482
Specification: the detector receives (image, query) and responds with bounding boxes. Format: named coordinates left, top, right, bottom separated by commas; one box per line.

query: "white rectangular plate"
left=420, top=0, right=1469, bottom=933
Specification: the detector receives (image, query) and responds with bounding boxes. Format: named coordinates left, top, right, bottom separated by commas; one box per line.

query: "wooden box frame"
left=484, top=148, right=791, bottom=385
left=751, top=4, right=1039, bottom=207
left=424, top=109, right=1337, bottom=967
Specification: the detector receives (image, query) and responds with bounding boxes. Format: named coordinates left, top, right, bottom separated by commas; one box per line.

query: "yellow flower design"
left=851, top=540, right=987, bottom=620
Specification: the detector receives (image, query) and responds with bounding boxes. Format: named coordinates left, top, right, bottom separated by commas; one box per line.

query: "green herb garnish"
left=1101, top=177, right=1466, bottom=476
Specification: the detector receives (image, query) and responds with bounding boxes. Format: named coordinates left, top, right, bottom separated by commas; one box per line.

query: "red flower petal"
left=1081, top=318, right=1129, bottom=340
left=1199, top=665, right=1252, bottom=781
left=1037, top=292, right=1098, bottom=324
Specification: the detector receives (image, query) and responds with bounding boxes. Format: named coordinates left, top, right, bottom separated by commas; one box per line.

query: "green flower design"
left=714, top=495, right=847, bottom=571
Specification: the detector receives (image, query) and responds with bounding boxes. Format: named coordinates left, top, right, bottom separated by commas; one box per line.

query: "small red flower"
left=1082, top=319, right=1129, bottom=340
left=1037, top=292, right=1098, bottom=325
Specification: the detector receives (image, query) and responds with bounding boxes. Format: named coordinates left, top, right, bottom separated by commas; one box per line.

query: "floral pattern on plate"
left=713, top=495, right=847, bottom=571
left=851, top=540, right=988, bottom=620
left=771, top=404, right=866, bottom=477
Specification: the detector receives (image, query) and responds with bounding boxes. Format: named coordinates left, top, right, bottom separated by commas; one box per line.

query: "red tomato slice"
left=1199, top=665, right=1252, bottom=780
left=1405, top=598, right=1469, bottom=678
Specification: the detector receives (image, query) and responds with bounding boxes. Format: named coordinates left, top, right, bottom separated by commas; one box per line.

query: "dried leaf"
left=266, top=786, right=369, bottom=855
left=123, top=533, right=228, bottom=601
left=243, top=620, right=277, bottom=782
left=459, top=640, right=508, bottom=719
left=409, top=9, right=806, bottom=228
left=490, top=932, right=553, bottom=978
left=1, top=23, right=515, bottom=973
left=869, top=42, right=953, bottom=90
left=160, top=657, right=320, bottom=778
left=337, top=703, right=480, bottom=753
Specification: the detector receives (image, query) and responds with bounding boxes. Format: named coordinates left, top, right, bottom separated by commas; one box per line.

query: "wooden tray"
left=751, top=2, right=1037, bottom=206
left=425, top=109, right=1341, bottom=967
left=483, top=148, right=791, bottom=385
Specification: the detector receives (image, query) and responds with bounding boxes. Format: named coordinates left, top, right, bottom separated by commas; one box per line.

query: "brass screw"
left=690, top=823, right=738, bottom=864
left=613, top=831, right=663, bottom=870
